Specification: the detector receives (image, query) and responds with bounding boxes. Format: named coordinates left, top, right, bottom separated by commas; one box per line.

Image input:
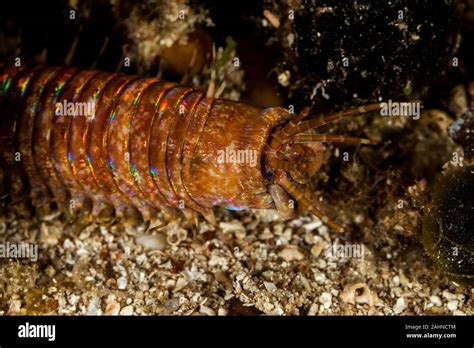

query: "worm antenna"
left=271, top=103, right=382, bottom=149
left=270, top=107, right=311, bottom=149
left=292, top=134, right=378, bottom=145
left=288, top=103, right=382, bottom=136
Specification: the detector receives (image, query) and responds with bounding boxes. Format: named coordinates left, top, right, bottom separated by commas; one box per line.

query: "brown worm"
left=0, top=64, right=381, bottom=232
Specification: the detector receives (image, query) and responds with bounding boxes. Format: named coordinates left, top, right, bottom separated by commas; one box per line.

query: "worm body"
left=0, top=65, right=288, bottom=223
left=0, top=64, right=379, bottom=231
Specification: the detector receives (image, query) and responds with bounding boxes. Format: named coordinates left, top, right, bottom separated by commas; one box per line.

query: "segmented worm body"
left=0, top=64, right=380, bottom=231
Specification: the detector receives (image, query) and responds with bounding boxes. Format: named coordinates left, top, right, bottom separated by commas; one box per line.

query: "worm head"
left=262, top=107, right=333, bottom=226
left=264, top=139, right=327, bottom=222
left=262, top=104, right=380, bottom=232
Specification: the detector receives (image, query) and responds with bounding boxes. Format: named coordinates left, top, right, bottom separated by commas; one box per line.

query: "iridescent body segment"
left=0, top=64, right=379, bottom=231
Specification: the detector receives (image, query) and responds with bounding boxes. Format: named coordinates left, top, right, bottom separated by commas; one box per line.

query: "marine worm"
left=0, top=64, right=381, bottom=232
